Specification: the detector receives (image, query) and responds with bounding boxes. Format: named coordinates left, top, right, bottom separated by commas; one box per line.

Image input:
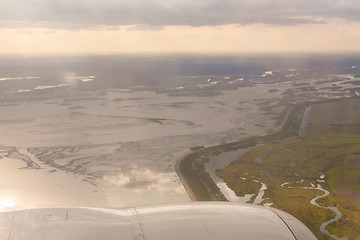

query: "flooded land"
left=0, top=54, right=360, bottom=232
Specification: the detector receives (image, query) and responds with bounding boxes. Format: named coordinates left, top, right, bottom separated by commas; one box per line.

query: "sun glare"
left=0, top=197, right=16, bottom=211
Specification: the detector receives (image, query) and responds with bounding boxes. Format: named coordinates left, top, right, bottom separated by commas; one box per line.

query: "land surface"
left=176, top=98, right=360, bottom=240
left=217, top=100, right=360, bottom=240
left=176, top=101, right=307, bottom=201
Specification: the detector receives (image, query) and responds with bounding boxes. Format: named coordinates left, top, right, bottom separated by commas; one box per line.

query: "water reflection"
left=205, top=148, right=255, bottom=203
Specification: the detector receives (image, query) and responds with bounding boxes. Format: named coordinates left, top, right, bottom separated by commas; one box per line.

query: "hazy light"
left=1, top=18, right=360, bottom=54
left=0, top=197, right=16, bottom=211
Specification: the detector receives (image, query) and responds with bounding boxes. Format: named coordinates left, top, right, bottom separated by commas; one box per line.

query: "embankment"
left=176, top=102, right=308, bottom=201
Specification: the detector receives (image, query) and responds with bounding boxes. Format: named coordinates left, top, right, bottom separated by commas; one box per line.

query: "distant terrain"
left=1, top=54, right=360, bottom=213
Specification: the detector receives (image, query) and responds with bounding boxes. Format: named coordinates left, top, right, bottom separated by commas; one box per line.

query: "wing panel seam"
left=133, top=208, right=146, bottom=240
left=271, top=209, right=298, bottom=240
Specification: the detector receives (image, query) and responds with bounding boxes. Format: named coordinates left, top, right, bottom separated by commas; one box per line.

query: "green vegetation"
left=326, top=168, right=339, bottom=189
left=344, top=168, right=360, bottom=177
left=189, top=146, right=204, bottom=151
left=262, top=103, right=306, bottom=143
left=179, top=100, right=308, bottom=201
left=218, top=99, right=360, bottom=240
left=178, top=99, right=360, bottom=239
left=179, top=149, right=213, bottom=200
left=179, top=137, right=258, bottom=201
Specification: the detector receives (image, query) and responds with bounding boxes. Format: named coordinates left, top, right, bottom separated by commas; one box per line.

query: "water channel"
left=281, top=174, right=348, bottom=240
left=204, top=147, right=267, bottom=204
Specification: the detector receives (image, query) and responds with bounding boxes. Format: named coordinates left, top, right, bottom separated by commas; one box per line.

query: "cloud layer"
left=0, top=0, right=360, bottom=28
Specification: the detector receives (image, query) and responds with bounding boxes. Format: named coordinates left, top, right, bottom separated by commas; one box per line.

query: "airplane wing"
left=0, top=202, right=317, bottom=240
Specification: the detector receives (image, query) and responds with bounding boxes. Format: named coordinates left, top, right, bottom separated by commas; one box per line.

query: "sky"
left=0, top=0, right=360, bottom=55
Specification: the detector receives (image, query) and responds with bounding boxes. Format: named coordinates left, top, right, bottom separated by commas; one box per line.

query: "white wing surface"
left=0, top=202, right=317, bottom=240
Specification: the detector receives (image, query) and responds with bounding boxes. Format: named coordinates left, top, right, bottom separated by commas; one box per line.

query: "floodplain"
left=217, top=100, right=360, bottom=240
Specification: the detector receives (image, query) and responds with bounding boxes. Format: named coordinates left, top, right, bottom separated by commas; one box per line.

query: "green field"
left=217, top=100, right=360, bottom=240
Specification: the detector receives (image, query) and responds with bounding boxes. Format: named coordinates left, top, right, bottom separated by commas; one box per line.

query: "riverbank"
left=175, top=137, right=258, bottom=201
left=175, top=101, right=308, bottom=201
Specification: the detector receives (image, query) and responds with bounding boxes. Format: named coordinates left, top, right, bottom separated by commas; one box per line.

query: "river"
left=299, top=106, right=311, bottom=137
left=281, top=174, right=348, bottom=240
left=204, top=147, right=268, bottom=204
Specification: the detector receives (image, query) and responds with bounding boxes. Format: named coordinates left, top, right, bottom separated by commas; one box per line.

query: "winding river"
left=281, top=174, right=348, bottom=240
left=203, top=105, right=347, bottom=239
left=205, top=148, right=348, bottom=239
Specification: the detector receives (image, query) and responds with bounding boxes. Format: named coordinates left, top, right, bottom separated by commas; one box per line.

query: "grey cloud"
left=0, top=0, right=359, bottom=28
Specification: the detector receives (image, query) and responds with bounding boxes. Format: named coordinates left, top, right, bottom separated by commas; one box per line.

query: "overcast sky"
left=0, top=0, right=360, bottom=54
